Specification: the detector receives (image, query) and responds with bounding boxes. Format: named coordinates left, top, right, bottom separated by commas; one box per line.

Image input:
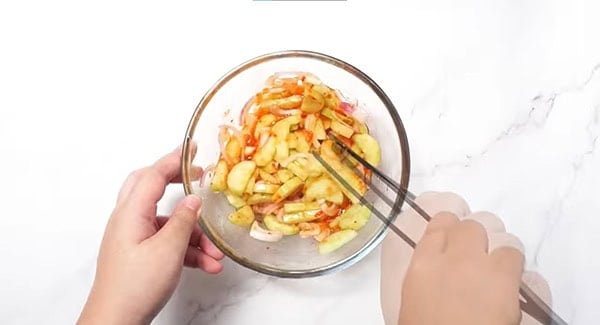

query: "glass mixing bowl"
left=181, top=50, right=410, bottom=278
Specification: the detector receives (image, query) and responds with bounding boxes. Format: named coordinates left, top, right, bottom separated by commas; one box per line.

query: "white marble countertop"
left=2, top=1, right=599, bottom=324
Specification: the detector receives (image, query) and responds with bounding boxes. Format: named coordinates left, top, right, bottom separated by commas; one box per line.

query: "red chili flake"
left=315, top=211, right=327, bottom=220
left=304, top=130, right=314, bottom=142
left=247, top=136, right=258, bottom=147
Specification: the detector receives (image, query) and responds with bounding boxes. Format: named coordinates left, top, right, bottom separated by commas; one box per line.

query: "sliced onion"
left=265, top=86, right=286, bottom=95
left=302, top=73, right=322, bottom=85
left=253, top=202, right=282, bottom=215
left=240, top=96, right=256, bottom=125
left=304, top=114, right=317, bottom=130
left=280, top=153, right=312, bottom=167
left=352, top=107, right=368, bottom=123
left=266, top=71, right=316, bottom=86
left=269, top=106, right=301, bottom=117
left=314, top=227, right=330, bottom=242
left=265, top=72, right=299, bottom=86
left=249, top=221, right=283, bottom=242
left=320, top=202, right=340, bottom=217
left=218, top=125, right=246, bottom=161
left=286, top=187, right=305, bottom=202
left=298, top=222, right=321, bottom=238
left=283, top=197, right=303, bottom=204
left=244, top=146, right=256, bottom=155
left=312, top=138, right=321, bottom=149
left=258, top=133, right=270, bottom=149
left=340, top=101, right=355, bottom=114
left=276, top=208, right=285, bottom=222
left=218, top=127, right=230, bottom=157
left=199, top=164, right=216, bottom=188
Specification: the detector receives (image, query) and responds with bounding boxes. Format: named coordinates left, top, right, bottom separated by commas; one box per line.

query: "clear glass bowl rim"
left=181, top=49, right=411, bottom=278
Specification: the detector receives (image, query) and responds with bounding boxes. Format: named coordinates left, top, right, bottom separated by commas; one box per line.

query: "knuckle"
left=461, top=219, right=487, bottom=233
left=421, top=229, right=445, bottom=243
left=126, top=169, right=143, bottom=182
left=432, top=210, right=459, bottom=220
left=439, top=191, right=471, bottom=215
left=173, top=209, right=198, bottom=228
left=430, top=211, right=459, bottom=226
left=127, top=167, right=152, bottom=182
left=489, top=232, right=525, bottom=256
left=465, top=211, right=506, bottom=232
left=414, top=191, right=439, bottom=203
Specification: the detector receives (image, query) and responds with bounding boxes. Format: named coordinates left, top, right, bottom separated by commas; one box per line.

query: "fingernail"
left=183, top=195, right=201, bottom=211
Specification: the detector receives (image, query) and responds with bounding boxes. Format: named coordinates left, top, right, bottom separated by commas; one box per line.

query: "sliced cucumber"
left=254, top=136, right=276, bottom=167
left=224, top=191, right=246, bottom=209
left=282, top=210, right=320, bottom=224
left=272, top=176, right=303, bottom=202
left=258, top=95, right=303, bottom=110
left=318, top=229, right=357, bottom=255
left=210, top=159, right=229, bottom=192
left=258, top=170, right=279, bottom=184
left=228, top=205, right=255, bottom=228
left=338, top=204, right=371, bottom=230
left=300, top=85, right=325, bottom=113
left=224, top=137, right=242, bottom=164
left=226, top=160, right=256, bottom=196
left=331, top=120, right=354, bottom=138
left=352, top=133, right=381, bottom=167
left=283, top=201, right=320, bottom=213
left=253, top=182, right=279, bottom=194
left=276, top=169, right=295, bottom=183
left=286, top=161, right=309, bottom=181
left=314, top=118, right=327, bottom=140
left=246, top=193, right=273, bottom=205
left=275, top=140, right=289, bottom=162
left=272, top=115, right=302, bottom=140
left=264, top=215, right=299, bottom=235
left=304, top=176, right=344, bottom=204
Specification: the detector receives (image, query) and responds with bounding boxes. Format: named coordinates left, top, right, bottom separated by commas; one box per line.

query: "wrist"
left=78, top=284, right=150, bottom=325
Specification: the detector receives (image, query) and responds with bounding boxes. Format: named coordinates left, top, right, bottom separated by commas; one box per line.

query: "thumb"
left=155, top=195, right=202, bottom=253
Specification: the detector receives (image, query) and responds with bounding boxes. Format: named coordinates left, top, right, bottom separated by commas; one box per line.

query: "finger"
left=386, top=191, right=469, bottom=250
left=199, top=233, right=225, bottom=260
left=463, top=211, right=506, bottom=234
left=380, top=192, right=466, bottom=325
left=156, top=216, right=204, bottom=247
left=520, top=271, right=552, bottom=325
left=118, top=143, right=198, bottom=207
left=116, top=160, right=177, bottom=209
left=152, top=195, right=202, bottom=253
left=521, top=271, right=552, bottom=306
left=172, top=142, right=200, bottom=183
left=488, top=232, right=525, bottom=256
left=446, top=219, right=489, bottom=255
left=423, top=211, right=460, bottom=236
left=385, top=192, right=441, bottom=249
left=184, top=246, right=223, bottom=274
left=380, top=193, right=441, bottom=325
left=415, top=211, right=459, bottom=255
left=124, top=150, right=185, bottom=213
left=490, top=245, right=525, bottom=282
left=116, top=167, right=149, bottom=205
left=415, top=191, right=471, bottom=219
left=172, top=166, right=203, bottom=183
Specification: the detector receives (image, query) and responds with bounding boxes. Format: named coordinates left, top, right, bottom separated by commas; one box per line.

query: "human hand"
left=399, top=210, right=523, bottom=325
left=380, top=192, right=551, bottom=325
left=78, top=145, right=224, bottom=325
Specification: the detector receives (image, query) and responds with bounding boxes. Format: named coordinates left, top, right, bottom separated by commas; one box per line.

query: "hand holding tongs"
left=312, top=133, right=567, bottom=325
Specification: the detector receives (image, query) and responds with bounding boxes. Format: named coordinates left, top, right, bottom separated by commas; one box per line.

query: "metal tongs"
left=312, top=133, right=568, bottom=325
